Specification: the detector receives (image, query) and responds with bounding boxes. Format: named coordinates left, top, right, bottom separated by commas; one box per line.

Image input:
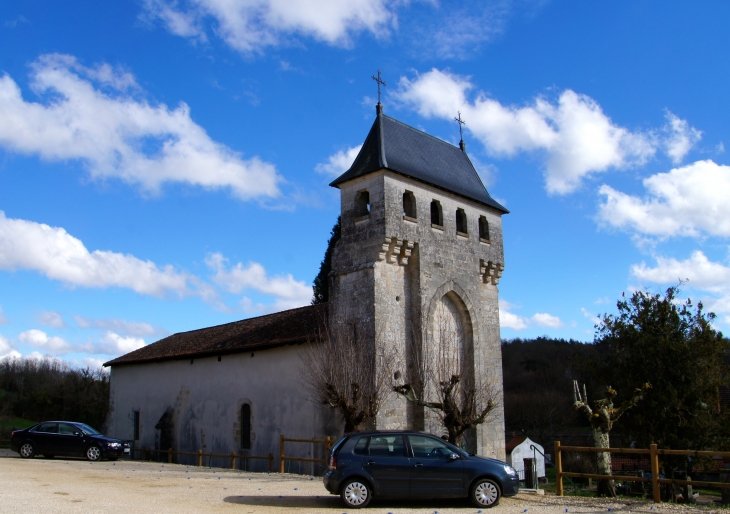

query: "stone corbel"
left=377, top=237, right=391, bottom=262
left=480, top=259, right=504, bottom=285
left=398, top=240, right=414, bottom=266
left=388, top=238, right=403, bottom=264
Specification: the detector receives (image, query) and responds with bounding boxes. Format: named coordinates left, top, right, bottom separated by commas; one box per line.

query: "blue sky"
left=1, top=1, right=729, bottom=367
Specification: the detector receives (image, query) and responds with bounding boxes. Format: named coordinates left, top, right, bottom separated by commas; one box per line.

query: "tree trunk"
left=593, top=428, right=616, bottom=497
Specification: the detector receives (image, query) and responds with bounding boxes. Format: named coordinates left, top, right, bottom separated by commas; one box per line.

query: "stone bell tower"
left=328, top=103, right=508, bottom=460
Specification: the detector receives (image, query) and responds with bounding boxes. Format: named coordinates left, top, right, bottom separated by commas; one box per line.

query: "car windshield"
left=77, top=424, right=100, bottom=435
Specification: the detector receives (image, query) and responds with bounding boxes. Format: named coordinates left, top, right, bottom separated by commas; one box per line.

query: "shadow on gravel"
left=223, top=495, right=472, bottom=510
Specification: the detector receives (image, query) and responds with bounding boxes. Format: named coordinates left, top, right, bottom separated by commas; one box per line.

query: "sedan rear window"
left=77, top=424, right=100, bottom=435
left=33, top=422, right=58, bottom=434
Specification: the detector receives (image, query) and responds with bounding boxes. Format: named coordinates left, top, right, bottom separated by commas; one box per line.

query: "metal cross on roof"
left=454, top=111, right=466, bottom=140
left=371, top=70, right=386, bottom=104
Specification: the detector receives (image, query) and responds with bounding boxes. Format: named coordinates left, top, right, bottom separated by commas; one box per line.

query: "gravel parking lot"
left=0, top=449, right=723, bottom=514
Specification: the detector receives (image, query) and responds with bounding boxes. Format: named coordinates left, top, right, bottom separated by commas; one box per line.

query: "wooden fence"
left=554, top=441, right=730, bottom=502
left=133, top=447, right=274, bottom=473
left=279, top=435, right=332, bottom=473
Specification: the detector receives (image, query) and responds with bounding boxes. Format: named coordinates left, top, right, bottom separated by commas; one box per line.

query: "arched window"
left=456, top=208, right=468, bottom=235
left=355, top=191, right=370, bottom=217
left=241, top=404, right=251, bottom=450
left=403, top=191, right=417, bottom=219
left=430, top=200, right=443, bottom=227
left=479, top=216, right=490, bottom=241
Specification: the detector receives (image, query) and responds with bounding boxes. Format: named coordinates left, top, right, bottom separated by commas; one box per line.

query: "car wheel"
left=471, top=478, right=501, bottom=508
left=86, top=445, right=102, bottom=462
left=18, top=442, right=35, bottom=459
left=341, top=478, right=372, bottom=509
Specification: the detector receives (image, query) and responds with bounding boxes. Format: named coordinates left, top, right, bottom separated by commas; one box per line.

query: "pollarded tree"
left=572, top=381, right=651, bottom=497
left=394, top=301, right=500, bottom=449
left=595, top=286, right=730, bottom=469
left=300, top=314, right=396, bottom=433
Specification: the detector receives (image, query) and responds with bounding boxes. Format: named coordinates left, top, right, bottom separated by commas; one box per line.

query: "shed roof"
left=505, top=435, right=528, bottom=454
left=104, top=303, right=326, bottom=367
left=330, top=109, right=508, bottom=214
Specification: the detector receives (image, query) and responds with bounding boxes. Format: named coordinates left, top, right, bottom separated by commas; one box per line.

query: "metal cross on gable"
left=371, top=70, right=386, bottom=104
left=454, top=111, right=466, bottom=140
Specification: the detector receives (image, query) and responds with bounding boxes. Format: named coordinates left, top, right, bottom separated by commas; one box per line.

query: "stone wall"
left=106, top=346, right=340, bottom=472
left=331, top=169, right=506, bottom=460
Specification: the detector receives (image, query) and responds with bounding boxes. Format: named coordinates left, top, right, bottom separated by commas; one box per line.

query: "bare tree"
left=394, top=300, right=500, bottom=449
left=572, top=380, right=651, bottom=497
left=300, top=314, right=396, bottom=433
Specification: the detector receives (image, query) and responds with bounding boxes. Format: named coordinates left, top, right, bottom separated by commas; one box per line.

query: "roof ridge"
left=381, top=113, right=462, bottom=151
left=377, top=111, right=388, bottom=168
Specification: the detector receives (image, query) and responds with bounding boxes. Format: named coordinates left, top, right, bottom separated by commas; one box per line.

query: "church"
left=103, top=101, right=509, bottom=471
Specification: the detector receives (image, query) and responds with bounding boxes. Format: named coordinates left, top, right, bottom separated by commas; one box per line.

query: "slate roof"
left=330, top=109, right=508, bottom=213
left=104, top=303, right=327, bottom=367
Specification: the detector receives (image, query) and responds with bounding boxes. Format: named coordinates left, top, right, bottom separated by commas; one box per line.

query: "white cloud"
left=18, top=329, right=73, bottom=354
left=40, top=311, right=66, bottom=328
left=598, top=160, right=730, bottom=238
left=0, top=210, right=207, bottom=297
left=142, top=0, right=396, bottom=54
left=395, top=69, right=670, bottom=194
left=0, top=53, right=281, bottom=200
left=629, top=251, right=730, bottom=325
left=631, top=251, right=730, bottom=293
left=206, top=252, right=311, bottom=311
left=96, top=331, right=146, bottom=355
left=581, top=307, right=601, bottom=326
left=499, top=300, right=528, bottom=330
left=0, top=334, right=21, bottom=359
left=530, top=312, right=563, bottom=328
left=74, top=316, right=162, bottom=337
left=0, top=306, right=7, bottom=325
left=500, top=300, right=564, bottom=330
left=664, top=111, right=702, bottom=164
left=315, top=145, right=362, bottom=176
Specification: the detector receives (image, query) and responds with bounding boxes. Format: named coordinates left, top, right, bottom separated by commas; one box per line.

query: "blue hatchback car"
left=323, top=430, right=519, bottom=509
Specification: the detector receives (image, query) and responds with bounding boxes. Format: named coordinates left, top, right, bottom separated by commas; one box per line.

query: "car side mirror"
left=449, top=453, right=460, bottom=461
left=74, top=432, right=82, bottom=436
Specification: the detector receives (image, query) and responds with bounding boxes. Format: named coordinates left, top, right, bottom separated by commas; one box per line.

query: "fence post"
left=650, top=444, right=660, bottom=503
left=554, top=441, right=563, bottom=496
left=197, top=449, right=203, bottom=467
left=142, top=446, right=147, bottom=461
left=168, top=447, right=172, bottom=464
left=268, top=453, right=274, bottom=473
left=279, top=435, right=285, bottom=473
left=325, top=435, right=331, bottom=454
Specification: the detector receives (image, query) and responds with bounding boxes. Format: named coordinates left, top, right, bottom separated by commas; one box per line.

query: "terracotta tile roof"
left=505, top=435, right=528, bottom=454
left=104, top=303, right=327, bottom=367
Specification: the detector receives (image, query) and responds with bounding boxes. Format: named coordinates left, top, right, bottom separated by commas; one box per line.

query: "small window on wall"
left=355, top=190, right=370, bottom=217
left=456, top=208, right=468, bottom=235
left=430, top=200, right=443, bottom=227
left=479, top=216, right=490, bottom=241
left=403, top=191, right=417, bottom=219
left=241, top=404, right=251, bottom=450
left=133, top=411, right=140, bottom=440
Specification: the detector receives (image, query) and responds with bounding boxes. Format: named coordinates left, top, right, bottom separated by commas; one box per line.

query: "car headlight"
left=107, top=442, right=122, bottom=449
left=504, top=465, right=517, bottom=475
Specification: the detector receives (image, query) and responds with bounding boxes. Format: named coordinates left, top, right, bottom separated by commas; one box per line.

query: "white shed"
left=505, top=436, right=546, bottom=479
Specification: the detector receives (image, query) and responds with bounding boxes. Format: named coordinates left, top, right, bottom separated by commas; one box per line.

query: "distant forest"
left=0, top=357, right=109, bottom=438
left=502, top=336, right=600, bottom=449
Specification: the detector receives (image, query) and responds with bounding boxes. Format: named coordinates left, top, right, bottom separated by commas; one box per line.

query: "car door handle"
left=414, top=463, right=423, bottom=468
left=366, top=460, right=376, bottom=466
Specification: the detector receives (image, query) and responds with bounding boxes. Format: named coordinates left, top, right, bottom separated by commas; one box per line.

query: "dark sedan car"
left=10, top=421, right=130, bottom=461
left=323, top=431, right=519, bottom=509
